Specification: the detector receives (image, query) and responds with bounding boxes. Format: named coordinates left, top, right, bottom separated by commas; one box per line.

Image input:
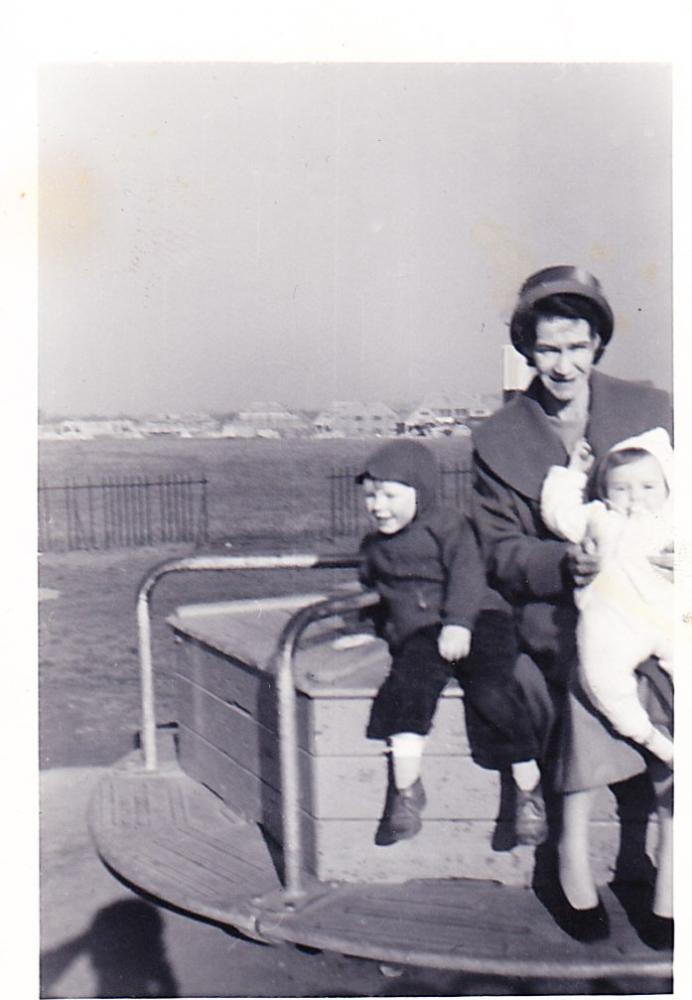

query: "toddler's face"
left=604, top=454, right=668, bottom=516
left=362, top=478, right=417, bottom=534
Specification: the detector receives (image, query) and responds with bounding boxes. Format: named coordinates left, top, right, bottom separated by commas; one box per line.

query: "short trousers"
left=366, top=609, right=544, bottom=768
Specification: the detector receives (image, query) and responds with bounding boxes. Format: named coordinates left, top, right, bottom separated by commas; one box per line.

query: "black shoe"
left=553, top=883, right=610, bottom=943
left=641, top=914, right=674, bottom=952
left=375, top=778, right=426, bottom=846
left=514, top=783, right=548, bottom=846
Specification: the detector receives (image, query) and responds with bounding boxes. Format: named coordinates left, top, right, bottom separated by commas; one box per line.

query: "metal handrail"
left=135, top=552, right=362, bottom=772
left=274, top=589, right=381, bottom=900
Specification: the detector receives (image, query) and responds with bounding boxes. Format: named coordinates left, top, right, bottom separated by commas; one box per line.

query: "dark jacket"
left=360, top=504, right=486, bottom=649
left=472, top=370, right=672, bottom=681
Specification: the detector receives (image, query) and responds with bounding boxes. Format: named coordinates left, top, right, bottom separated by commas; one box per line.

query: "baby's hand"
left=438, top=625, right=471, bottom=662
left=569, top=438, right=594, bottom=475
left=331, top=633, right=376, bottom=651
left=649, top=544, right=674, bottom=582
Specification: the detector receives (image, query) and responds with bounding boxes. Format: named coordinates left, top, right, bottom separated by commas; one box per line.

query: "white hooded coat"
left=540, top=427, right=673, bottom=749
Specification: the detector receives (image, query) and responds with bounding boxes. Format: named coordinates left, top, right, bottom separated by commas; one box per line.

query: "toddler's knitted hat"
left=355, top=439, right=438, bottom=515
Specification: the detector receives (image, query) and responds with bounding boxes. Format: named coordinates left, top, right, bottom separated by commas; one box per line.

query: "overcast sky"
left=39, top=61, right=671, bottom=417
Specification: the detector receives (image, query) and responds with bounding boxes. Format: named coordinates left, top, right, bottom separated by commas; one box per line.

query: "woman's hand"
left=565, top=536, right=601, bottom=588
left=438, top=624, right=472, bottom=662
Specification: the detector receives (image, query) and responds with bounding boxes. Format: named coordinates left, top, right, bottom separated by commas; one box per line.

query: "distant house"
left=404, top=393, right=500, bottom=435
left=219, top=421, right=257, bottom=439
left=139, top=415, right=190, bottom=437
left=222, top=401, right=309, bottom=438
left=50, top=418, right=143, bottom=440
left=313, top=401, right=398, bottom=438
left=176, top=413, right=221, bottom=437
left=403, top=394, right=471, bottom=435
left=136, top=413, right=221, bottom=437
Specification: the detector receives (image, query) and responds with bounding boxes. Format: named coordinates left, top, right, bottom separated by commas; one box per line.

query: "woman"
left=471, top=265, right=673, bottom=945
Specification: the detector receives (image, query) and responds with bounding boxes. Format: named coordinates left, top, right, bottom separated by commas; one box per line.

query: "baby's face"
left=362, top=478, right=417, bottom=534
left=605, top=454, right=668, bottom=516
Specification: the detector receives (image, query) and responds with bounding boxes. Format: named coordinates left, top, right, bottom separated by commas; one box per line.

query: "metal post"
left=135, top=552, right=362, bottom=773
left=274, top=588, right=379, bottom=900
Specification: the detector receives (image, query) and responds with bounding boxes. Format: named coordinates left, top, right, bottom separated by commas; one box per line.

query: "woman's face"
left=531, top=316, right=601, bottom=405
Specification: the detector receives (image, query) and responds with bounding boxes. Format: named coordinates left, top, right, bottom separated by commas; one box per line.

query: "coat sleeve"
left=472, top=454, right=570, bottom=604
left=354, top=535, right=383, bottom=635
left=433, top=513, right=486, bottom=630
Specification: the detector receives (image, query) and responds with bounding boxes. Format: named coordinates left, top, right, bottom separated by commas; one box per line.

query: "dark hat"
left=510, top=265, right=614, bottom=359
left=356, top=439, right=438, bottom=515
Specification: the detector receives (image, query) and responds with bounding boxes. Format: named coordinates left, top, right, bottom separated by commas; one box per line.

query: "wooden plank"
left=177, top=674, right=629, bottom=823
left=89, top=764, right=281, bottom=935
left=176, top=639, right=478, bottom=759
left=90, top=766, right=671, bottom=975
left=175, top=730, right=657, bottom=888
left=291, top=636, right=391, bottom=696
left=170, top=594, right=326, bottom=669
left=171, top=596, right=393, bottom=696
left=174, top=636, right=273, bottom=714
left=176, top=637, right=462, bottom=757
left=176, top=674, right=274, bottom=774
left=308, top=817, right=657, bottom=888
left=309, top=754, right=501, bottom=820
left=256, top=878, right=671, bottom=976
left=311, top=817, right=535, bottom=885
left=176, top=678, right=504, bottom=819
left=305, top=691, right=470, bottom=757
left=178, top=724, right=282, bottom=829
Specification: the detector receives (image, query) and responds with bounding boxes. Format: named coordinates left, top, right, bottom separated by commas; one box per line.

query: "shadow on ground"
left=40, top=898, right=178, bottom=999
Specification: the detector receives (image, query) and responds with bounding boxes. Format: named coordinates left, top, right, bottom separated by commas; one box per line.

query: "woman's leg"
left=651, top=770, right=673, bottom=919
left=559, top=788, right=599, bottom=909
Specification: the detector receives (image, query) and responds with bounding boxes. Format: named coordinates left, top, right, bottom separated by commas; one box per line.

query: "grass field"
left=39, top=435, right=473, bottom=546
left=38, top=435, right=472, bottom=768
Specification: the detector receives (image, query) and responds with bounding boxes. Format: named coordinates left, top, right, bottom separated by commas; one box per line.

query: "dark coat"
left=471, top=369, right=672, bottom=683
left=360, top=505, right=486, bottom=649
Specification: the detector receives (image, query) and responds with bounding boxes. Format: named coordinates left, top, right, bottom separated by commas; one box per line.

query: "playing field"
left=38, top=435, right=472, bottom=768
left=39, top=435, right=473, bottom=545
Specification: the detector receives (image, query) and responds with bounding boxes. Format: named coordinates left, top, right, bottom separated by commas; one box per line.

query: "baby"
left=351, top=439, right=486, bottom=845
left=541, top=427, right=674, bottom=765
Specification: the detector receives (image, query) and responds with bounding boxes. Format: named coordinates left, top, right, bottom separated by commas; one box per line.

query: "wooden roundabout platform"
left=89, top=554, right=673, bottom=983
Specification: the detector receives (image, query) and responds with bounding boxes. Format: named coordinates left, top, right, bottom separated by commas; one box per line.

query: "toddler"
left=351, top=439, right=486, bottom=845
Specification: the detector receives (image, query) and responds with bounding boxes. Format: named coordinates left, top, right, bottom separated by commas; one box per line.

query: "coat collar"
left=473, top=370, right=640, bottom=501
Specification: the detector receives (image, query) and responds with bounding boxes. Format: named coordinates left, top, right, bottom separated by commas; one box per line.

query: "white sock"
left=389, top=732, right=426, bottom=789
left=512, top=759, right=541, bottom=792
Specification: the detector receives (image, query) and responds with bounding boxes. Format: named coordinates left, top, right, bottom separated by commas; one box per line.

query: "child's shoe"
left=514, top=783, right=548, bottom=846
left=375, top=778, right=426, bottom=846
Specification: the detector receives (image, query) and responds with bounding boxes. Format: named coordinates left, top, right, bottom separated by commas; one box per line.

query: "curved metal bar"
left=135, top=552, right=361, bottom=771
left=274, top=590, right=381, bottom=901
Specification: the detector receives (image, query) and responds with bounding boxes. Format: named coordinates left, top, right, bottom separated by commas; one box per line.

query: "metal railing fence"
left=38, top=462, right=473, bottom=552
left=38, top=475, right=209, bottom=552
